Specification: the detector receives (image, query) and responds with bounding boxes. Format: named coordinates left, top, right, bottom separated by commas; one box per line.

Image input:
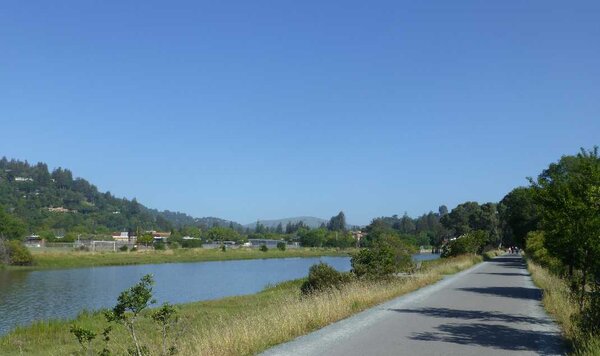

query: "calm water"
left=0, top=254, right=438, bottom=335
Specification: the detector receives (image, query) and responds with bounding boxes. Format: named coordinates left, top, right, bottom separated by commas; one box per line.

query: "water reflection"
left=0, top=253, right=439, bottom=335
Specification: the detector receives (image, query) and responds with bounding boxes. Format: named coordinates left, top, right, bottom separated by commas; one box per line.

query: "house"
left=351, top=230, right=366, bottom=247
left=147, top=231, right=171, bottom=242
left=25, top=234, right=42, bottom=247
left=14, top=177, right=33, bottom=182
left=112, top=231, right=136, bottom=242
left=46, top=206, right=74, bottom=213
left=248, top=239, right=285, bottom=248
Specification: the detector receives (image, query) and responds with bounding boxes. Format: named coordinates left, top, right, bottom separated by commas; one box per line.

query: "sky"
left=1, top=1, right=599, bottom=225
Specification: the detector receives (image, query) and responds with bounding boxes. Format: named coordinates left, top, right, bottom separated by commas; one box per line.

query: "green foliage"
left=119, top=245, right=129, bottom=252
left=0, top=157, right=242, bottom=236
left=365, top=210, right=448, bottom=249
left=154, top=241, right=166, bottom=251
left=0, top=239, right=34, bottom=266
left=69, top=325, right=96, bottom=356
left=498, top=187, right=539, bottom=247
left=300, top=262, right=351, bottom=294
left=298, top=228, right=328, bottom=247
left=441, top=230, right=488, bottom=257
left=441, top=202, right=500, bottom=245
left=137, top=233, right=154, bottom=246
left=259, top=244, right=268, bottom=252
left=351, top=235, right=414, bottom=279
left=105, top=274, right=155, bottom=356
left=206, top=226, right=240, bottom=243
left=151, top=303, right=179, bottom=356
left=529, top=147, right=600, bottom=312
left=0, top=206, right=26, bottom=240
left=276, top=241, right=286, bottom=251
left=327, top=211, right=346, bottom=231
left=180, top=239, right=202, bottom=248
left=525, top=231, right=562, bottom=271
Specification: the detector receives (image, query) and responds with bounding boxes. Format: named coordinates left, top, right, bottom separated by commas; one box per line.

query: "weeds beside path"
left=528, top=261, right=600, bottom=355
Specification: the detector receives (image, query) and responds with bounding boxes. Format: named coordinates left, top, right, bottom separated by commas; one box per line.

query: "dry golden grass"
left=528, top=260, right=600, bottom=356
left=179, top=254, right=481, bottom=356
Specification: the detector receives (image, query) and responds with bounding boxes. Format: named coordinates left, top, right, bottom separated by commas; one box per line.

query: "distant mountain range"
left=244, top=216, right=328, bottom=229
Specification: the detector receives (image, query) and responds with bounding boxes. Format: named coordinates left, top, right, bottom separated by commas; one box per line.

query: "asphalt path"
left=262, top=255, right=566, bottom=355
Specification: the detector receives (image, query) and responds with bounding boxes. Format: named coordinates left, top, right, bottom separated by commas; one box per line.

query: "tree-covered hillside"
left=0, top=157, right=241, bottom=234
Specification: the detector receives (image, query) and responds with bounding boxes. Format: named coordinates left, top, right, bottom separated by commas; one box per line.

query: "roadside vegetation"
left=519, top=147, right=600, bottom=355
left=0, top=254, right=480, bottom=356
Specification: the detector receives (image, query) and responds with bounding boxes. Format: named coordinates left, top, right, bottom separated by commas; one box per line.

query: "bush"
left=7, top=240, right=34, bottom=266
left=525, top=231, right=562, bottom=272
left=441, top=230, right=487, bottom=257
left=119, top=245, right=129, bottom=252
left=351, top=236, right=414, bottom=279
left=130, top=247, right=138, bottom=252
left=154, top=241, right=166, bottom=251
left=181, top=239, right=202, bottom=248
left=276, top=242, right=286, bottom=251
left=301, top=262, right=351, bottom=294
left=578, top=289, right=600, bottom=336
left=259, top=245, right=268, bottom=252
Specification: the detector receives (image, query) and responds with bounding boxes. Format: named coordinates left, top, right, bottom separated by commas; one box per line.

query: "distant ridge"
left=0, top=157, right=243, bottom=232
left=244, top=216, right=327, bottom=229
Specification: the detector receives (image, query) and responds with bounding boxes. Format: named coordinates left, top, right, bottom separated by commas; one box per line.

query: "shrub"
left=259, top=245, right=268, bottom=252
left=181, top=239, right=202, bottom=248
left=154, top=241, right=166, bottom=251
left=119, top=245, right=129, bottom=252
left=276, top=242, right=286, bottom=251
left=130, top=247, right=138, bottom=252
left=578, top=288, right=600, bottom=336
left=301, top=262, right=351, bottom=294
left=351, top=236, right=413, bottom=279
left=7, top=240, right=33, bottom=266
left=441, top=230, right=487, bottom=257
left=525, top=231, right=563, bottom=272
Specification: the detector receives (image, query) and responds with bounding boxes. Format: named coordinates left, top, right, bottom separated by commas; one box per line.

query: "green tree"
left=499, top=187, right=539, bottom=247
left=352, top=234, right=414, bottom=278
left=327, top=211, right=346, bottom=231
left=530, top=147, right=600, bottom=309
left=0, top=206, right=26, bottom=240
left=137, top=233, right=154, bottom=247
left=151, top=303, right=179, bottom=356
left=276, top=241, right=286, bottom=251
left=299, top=228, right=328, bottom=247
left=441, top=202, right=499, bottom=246
left=275, top=223, right=283, bottom=234
left=206, top=226, right=240, bottom=243
left=105, top=274, right=155, bottom=356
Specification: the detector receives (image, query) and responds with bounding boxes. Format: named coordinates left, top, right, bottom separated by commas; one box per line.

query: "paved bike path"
left=262, top=255, right=566, bottom=355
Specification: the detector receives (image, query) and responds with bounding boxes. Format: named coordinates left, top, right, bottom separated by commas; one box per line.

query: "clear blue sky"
left=1, top=1, right=598, bottom=225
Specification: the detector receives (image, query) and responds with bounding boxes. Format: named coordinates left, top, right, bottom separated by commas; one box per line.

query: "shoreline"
left=6, top=247, right=354, bottom=271
left=0, top=255, right=480, bottom=355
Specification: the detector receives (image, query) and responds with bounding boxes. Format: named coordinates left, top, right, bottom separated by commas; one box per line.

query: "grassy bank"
left=17, top=247, right=353, bottom=270
left=0, top=255, right=481, bottom=355
left=528, top=261, right=600, bottom=355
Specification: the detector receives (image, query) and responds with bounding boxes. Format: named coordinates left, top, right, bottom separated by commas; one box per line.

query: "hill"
left=0, top=157, right=242, bottom=234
